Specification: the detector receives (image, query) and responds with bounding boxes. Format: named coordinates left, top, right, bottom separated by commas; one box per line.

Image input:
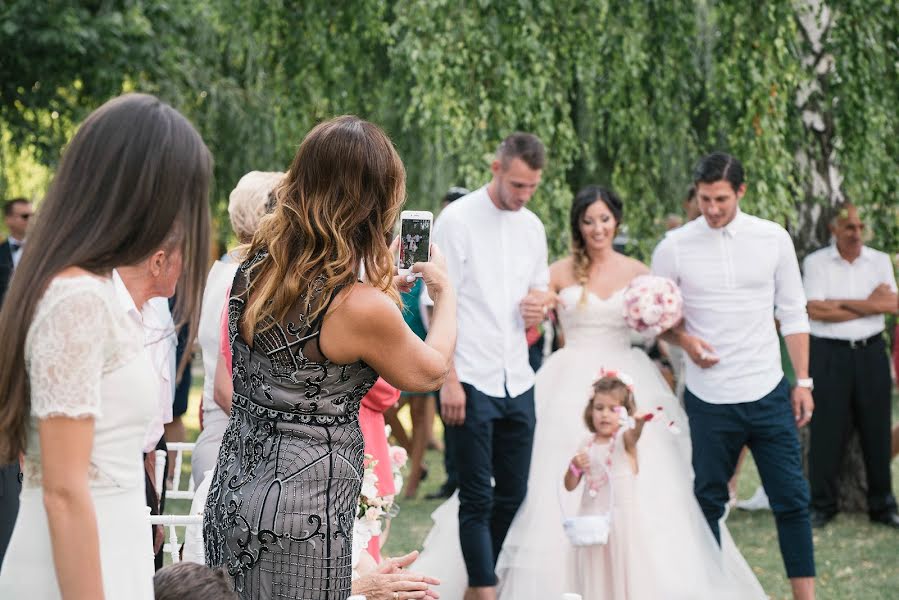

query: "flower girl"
left=562, top=369, right=769, bottom=600
left=563, top=371, right=658, bottom=598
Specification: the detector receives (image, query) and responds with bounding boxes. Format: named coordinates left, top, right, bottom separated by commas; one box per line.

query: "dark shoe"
left=424, top=483, right=455, bottom=500
left=869, top=510, right=899, bottom=529
left=810, top=509, right=836, bottom=528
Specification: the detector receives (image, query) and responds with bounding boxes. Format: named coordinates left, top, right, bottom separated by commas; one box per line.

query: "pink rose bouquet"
left=621, top=275, right=683, bottom=336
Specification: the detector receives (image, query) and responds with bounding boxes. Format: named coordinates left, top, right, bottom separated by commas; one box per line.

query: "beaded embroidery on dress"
left=204, top=252, right=378, bottom=600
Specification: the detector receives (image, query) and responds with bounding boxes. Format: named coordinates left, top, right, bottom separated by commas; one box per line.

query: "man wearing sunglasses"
left=0, top=196, right=33, bottom=567
left=1, top=197, right=33, bottom=306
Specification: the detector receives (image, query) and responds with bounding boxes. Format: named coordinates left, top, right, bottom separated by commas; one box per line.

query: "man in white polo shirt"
left=652, top=152, right=816, bottom=600
left=434, top=133, right=549, bottom=600
left=803, top=204, right=899, bottom=529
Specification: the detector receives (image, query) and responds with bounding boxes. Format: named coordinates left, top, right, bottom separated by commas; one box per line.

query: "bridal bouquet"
left=621, top=275, right=683, bottom=336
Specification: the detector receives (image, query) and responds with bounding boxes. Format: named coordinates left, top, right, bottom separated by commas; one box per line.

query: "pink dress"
left=219, top=294, right=232, bottom=376
left=574, top=435, right=661, bottom=599
left=359, top=377, right=400, bottom=561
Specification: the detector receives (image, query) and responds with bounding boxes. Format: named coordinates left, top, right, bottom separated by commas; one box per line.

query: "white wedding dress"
left=413, top=285, right=765, bottom=600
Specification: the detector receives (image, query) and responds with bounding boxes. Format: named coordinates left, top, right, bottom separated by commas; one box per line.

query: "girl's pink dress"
left=574, top=435, right=660, bottom=599
left=359, top=377, right=400, bottom=561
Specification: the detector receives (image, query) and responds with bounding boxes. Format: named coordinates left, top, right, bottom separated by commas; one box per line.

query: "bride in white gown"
left=413, top=186, right=766, bottom=600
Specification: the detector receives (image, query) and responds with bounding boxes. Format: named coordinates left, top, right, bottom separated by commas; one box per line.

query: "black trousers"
left=451, top=383, right=535, bottom=587
left=686, top=379, right=815, bottom=578
left=809, top=334, right=896, bottom=517
left=0, top=462, right=20, bottom=569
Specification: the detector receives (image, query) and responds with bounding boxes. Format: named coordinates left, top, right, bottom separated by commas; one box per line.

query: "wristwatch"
left=796, top=378, right=814, bottom=391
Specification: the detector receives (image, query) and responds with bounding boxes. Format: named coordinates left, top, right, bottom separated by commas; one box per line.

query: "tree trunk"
left=794, top=0, right=867, bottom=512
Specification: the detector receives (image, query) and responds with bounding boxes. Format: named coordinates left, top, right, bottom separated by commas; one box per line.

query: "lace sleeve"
left=25, top=280, right=112, bottom=419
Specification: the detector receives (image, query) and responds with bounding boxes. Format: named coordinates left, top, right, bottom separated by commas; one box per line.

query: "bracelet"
left=568, top=462, right=583, bottom=478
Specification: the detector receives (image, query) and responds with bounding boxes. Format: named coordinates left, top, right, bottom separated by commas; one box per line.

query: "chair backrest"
left=155, top=442, right=197, bottom=501
left=147, top=514, right=204, bottom=564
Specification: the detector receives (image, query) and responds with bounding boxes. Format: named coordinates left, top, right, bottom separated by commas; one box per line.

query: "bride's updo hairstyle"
left=570, top=185, right=623, bottom=306
left=241, top=115, right=404, bottom=335
left=583, top=375, right=636, bottom=433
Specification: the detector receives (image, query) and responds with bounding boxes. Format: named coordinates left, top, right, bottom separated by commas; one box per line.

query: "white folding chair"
left=154, top=442, right=197, bottom=501
left=147, top=514, right=204, bottom=564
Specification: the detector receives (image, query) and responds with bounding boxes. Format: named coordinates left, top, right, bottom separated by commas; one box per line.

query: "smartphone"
left=398, top=210, right=433, bottom=277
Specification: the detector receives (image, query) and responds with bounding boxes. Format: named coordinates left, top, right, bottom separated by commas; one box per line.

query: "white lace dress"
left=0, top=275, right=157, bottom=599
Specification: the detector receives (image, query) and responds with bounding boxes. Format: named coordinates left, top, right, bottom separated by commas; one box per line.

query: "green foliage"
left=0, top=1, right=160, bottom=159
left=828, top=1, right=899, bottom=254
left=2, top=0, right=898, bottom=260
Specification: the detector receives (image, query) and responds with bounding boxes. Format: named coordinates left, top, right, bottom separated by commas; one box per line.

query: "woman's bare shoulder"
left=620, top=255, right=649, bottom=276
left=550, top=256, right=576, bottom=289
left=329, top=282, right=401, bottom=325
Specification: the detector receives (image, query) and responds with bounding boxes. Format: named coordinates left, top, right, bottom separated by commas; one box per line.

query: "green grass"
left=176, top=383, right=899, bottom=598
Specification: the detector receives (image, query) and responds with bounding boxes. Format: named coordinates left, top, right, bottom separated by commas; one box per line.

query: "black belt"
left=812, top=333, right=883, bottom=349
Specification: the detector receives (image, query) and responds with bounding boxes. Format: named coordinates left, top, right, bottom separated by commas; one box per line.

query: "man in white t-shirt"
left=803, top=204, right=899, bottom=529
left=433, top=133, right=550, bottom=600
left=652, top=153, right=816, bottom=600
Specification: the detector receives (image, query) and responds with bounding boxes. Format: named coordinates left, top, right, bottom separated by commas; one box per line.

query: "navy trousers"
left=451, top=383, right=535, bottom=587
left=0, top=462, right=20, bottom=569
left=685, top=378, right=815, bottom=578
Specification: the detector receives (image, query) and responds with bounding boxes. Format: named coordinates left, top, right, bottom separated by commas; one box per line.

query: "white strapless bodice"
left=557, top=285, right=631, bottom=351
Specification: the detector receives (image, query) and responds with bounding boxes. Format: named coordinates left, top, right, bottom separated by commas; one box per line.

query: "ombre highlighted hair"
left=242, top=115, right=404, bottom=333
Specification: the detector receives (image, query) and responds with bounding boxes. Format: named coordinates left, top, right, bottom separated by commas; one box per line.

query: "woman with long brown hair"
left=203, top=115, right=455, bottom=599
left=0, top=93, right=211, bottom=599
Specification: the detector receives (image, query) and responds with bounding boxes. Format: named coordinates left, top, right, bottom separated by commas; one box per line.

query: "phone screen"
left=399, top=218, right=431, bottom=270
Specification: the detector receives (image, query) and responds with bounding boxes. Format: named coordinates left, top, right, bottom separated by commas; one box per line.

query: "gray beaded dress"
left=204, top=252, right=378, bottom=599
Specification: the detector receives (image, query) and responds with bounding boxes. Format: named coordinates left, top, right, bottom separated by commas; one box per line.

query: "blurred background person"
left=804, top=203, right=899, bottom=529
left=0, top=198, right=32, bottom=304
left=191, top=171, right=283, bottom=487
left=389, top=186, right=470, bottom=499
left=392, top=186, right=469, bottom=502
left=665, top=213, right=684, bottom=231
left=0, top=196, right=33, bottom=566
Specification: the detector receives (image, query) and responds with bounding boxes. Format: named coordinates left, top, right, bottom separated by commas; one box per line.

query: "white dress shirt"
left=803, top=244, right=897, bottom=340
left=426, top=186, right=549, bottom=398
left=652, top=210, right=810, bottom=404
left=112, top=271, right=177, bottom=452
left=9, top=236, right=23, bottom=268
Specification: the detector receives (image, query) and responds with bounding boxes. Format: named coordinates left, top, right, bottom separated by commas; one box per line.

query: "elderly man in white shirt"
left=803, top=204, right=899, bottom=530
left=652, top=152, right=816, bottom=600
left=114, top=232, right=182, bottom=568
left=432, top=133, right=550, bottom=600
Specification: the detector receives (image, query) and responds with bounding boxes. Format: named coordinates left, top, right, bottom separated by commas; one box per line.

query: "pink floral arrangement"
left=621, top=275, right=683, bottom=336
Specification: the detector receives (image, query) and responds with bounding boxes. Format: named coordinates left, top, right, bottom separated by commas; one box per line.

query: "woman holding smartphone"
left=0, top=93, right=211, bottom=599
left=204, top=115, right=455, bottom=600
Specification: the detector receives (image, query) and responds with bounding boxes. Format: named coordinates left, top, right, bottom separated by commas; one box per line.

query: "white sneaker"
left=735, top=486, right=771, bottom=511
